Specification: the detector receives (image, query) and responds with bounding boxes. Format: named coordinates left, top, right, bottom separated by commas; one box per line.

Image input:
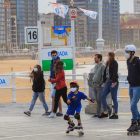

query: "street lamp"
left=70, top=0, right=76, bottom=80
left=96, top=0, right=111, bottom=54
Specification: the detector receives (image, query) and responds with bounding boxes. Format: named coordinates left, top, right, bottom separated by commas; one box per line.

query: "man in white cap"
left=125, top=45, right=140, bottom=134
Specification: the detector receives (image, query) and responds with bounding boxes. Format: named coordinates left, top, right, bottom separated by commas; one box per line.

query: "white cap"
left=124, top=45, right=136, bottom=53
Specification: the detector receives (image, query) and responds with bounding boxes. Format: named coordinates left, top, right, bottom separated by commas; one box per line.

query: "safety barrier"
left=0, top=73, right=129, bottom=103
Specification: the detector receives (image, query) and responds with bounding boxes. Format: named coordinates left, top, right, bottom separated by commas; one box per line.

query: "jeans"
left=129, top=86, right=140, bottom=120
left=93, top=86, right=103, bottom=115
left=101, top=79, right=118, bottom=114
left=29, top=92, right=49, bottom=111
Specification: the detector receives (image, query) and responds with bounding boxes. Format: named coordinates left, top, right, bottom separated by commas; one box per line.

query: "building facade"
left=39, top=13, right=54, bottom=26
left=0, top=0, right=5, bottom=44
left=11, top=15, right=17, bottom=44
left=4, top=2, right=11, bottom=44
left=55, top=0, right=120, bottom=46
left=85, top=0, right=120, bottom=44
left=5, top=0, right=38, bottom=44
left=120, top=25, right=140, bottom=44
left=55, top=0, right=88, bottom=46
left=134, top=0, right=140, bottom=14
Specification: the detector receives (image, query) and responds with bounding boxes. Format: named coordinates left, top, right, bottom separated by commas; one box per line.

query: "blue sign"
left=48, top=51, right=69, bottom=57
left=0, top=76, right=10, bottom=87
left=0, top=79, right=6, bottom=84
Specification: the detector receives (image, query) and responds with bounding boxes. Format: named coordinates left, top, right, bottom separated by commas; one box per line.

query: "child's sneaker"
left=56, top=112, right=63, bottom=116
left=42, top=111, right=51, bottom=116
left=66, top=122, right=75, bottom=133
left=77, top=124, right=83, bottom=133
left=48, top=112, right=56, bottom=118
left=24, top=111, right=31, bottom=116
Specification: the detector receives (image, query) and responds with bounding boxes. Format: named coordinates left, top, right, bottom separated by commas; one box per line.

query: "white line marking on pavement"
left=0, top=129, right=126, bottom=139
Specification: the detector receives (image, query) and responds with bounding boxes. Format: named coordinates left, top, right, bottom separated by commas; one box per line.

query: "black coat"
left=127, top=57, right=140, bottom=87
left=32, top=71, right=45, bottom=92
left=103, top=60, right=119, bottom=84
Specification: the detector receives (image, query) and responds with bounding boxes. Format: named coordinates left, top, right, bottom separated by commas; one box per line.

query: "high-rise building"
left=39, top=13, right=54, bottom=26
left=0, top=0, right=5, bottom=44
left=4, top=2, right=11, bottom=44
left=134, top=0, right=140, bottom=14
left=55, top=0, right=88, bottom=46
left=87, top=0, right=120, bottom=44
left=55, top=0, right=120, bottom=45
left=11, top=15, right=17, bottom=44
left=5, top=0, right=38, bottom=44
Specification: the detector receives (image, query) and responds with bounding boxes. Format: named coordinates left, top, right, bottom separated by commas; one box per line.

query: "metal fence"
left=0, top=73, right=129, bottom=103
left=0, top=43, right=38, bottom=56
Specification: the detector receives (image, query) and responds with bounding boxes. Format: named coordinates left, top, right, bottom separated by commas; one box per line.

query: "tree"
left=120, top=16, right=124, bottom=22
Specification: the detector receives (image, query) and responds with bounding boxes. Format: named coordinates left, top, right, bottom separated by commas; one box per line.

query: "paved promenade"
left=0, top=101, right=140, bottom=140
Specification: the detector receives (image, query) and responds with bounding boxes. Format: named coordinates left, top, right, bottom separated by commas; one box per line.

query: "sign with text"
left=25, top=27, right=38, bottom=44
left=41, top=48, right=73, bottom=71
left=0, top=76, right=10, bottom=88
left=43, top=26, right=71, bottom=47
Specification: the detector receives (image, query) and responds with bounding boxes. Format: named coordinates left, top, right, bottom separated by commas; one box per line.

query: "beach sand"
left=0, top=57, right=129, bottom=103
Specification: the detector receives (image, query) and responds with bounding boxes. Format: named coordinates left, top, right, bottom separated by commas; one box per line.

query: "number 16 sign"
left=25, top=27, right=39, bottom=44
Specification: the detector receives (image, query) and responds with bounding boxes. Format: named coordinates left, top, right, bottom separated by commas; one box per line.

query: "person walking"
left=92, top=54, right=105, bottom=117
left=50, top=50, right=63, bottom=116
left=98, top=52, right=119, bottom=119
left=24, top=65, right=49, bottom=116
left=48, top=60, right=68, bottom=118
left=124, top=45, right=140, bottom=134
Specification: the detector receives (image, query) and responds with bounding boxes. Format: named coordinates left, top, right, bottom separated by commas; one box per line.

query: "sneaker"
left=56, top=112, right=63, bottom=116
left=24, top=111, right=31, bottom=116
left=98, top=113, right=108, bottom=118
left=42, top=111, right=51, bottom=116
left=91, top=114, right=98, bottom=118
left=48, top=112, right=56, bottom=118
left=109, top=114, right=118, bottom=119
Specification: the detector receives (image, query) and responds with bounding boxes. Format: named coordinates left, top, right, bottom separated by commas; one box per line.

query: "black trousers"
left=53, top=87, right=68, bottom=113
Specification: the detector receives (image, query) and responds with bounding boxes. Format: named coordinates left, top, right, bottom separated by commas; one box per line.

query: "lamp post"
left=96, top=0, right=111, bottom=54
left=70, top=0, right=76, bottom=80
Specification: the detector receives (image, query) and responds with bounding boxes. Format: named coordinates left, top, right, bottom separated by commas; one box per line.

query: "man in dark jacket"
left=50, top=50, right=63, bottom=116
left=125, top=45, right=140, bottom=133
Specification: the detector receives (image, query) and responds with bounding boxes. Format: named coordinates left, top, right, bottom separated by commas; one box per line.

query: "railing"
left=0, top=73, right=129, bottom=103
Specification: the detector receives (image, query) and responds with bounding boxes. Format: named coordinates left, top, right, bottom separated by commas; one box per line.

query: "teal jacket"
left=93, top=63, right=105, bottom=86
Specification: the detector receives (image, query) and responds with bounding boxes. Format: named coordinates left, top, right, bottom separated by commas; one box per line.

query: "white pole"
left=96, top=0, right=104, bottom=54
left=37, top=21, right=42, bottom=67
left=99, top=0, right=103, bottom=39
left=12, top=73, right=16, bottom=103
left=71, top=0, right=76, bottom=81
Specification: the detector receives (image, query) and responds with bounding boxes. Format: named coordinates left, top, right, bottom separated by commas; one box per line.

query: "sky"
left=38, top=0, right=134, bottom=14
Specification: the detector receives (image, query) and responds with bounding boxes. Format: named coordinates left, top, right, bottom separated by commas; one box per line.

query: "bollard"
left=12, top=73, right=16, bottom=103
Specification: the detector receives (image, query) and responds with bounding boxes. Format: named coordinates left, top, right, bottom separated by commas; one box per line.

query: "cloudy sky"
left=38, top=0, right=134, bottom=14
